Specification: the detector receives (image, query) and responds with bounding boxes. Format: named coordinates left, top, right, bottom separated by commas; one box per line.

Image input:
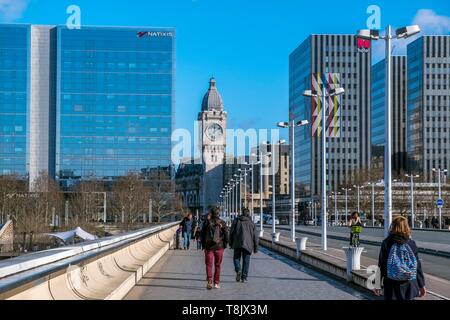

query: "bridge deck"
left=125, top=247, right=370, bottom=300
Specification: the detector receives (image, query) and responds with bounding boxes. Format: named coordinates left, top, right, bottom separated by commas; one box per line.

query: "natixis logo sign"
left=356, top=37, right=371, bottom=53
left=137, top=31, right=174, bottom=38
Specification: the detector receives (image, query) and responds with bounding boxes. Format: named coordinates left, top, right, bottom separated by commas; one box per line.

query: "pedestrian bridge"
left=0, top=222, right=448, bottom=300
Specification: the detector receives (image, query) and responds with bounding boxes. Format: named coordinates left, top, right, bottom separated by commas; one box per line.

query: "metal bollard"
left=295, top=237, right=308, bottom=258
left=272, top=232, right=281, bottom=243
left=344, top=247, right=365, bottom=281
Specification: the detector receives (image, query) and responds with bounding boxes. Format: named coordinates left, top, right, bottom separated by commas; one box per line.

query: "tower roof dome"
left=201, top=77, right=224, bottom=112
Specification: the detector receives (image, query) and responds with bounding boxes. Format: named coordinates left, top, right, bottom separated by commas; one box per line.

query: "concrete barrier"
left=0, top=222, right=178, bottom=300
left=295, top=237, right=308, bottom=258
left=258, top=236, right=372, bottom=294
left=343, top=247, right=365, bottom=281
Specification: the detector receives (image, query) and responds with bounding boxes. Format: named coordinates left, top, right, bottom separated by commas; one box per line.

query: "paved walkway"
left=289, top=225, right=450, bottom=256
left=270, top=228, right=450, bottom=300
left=125, top=247, right=370, bottom=300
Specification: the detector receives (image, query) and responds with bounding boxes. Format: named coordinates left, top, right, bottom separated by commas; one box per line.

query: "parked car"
left=267, top=217, right=280, bottom=225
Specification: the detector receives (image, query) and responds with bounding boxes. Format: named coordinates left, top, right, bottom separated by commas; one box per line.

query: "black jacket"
left=200, top=218, right=229, bottom=251
left=378, top=233, right=425, bottom=300
left=229, top=216, right=259, bottom=254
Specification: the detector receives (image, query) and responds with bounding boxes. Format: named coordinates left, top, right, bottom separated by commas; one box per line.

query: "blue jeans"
left=233, top=248, right=251, bottom=280
left=183, top=232, right=191, bottom=249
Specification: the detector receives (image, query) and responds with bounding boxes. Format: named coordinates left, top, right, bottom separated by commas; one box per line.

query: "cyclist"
left=348, top=212, right=363, bottom=247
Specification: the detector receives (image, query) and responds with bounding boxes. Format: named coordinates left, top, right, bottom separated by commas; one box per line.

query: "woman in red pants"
left=201, top=206, right=229, bottom=290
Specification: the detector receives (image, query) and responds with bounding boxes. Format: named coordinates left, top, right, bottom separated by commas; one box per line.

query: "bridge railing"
left=0, top=221, right=179, bottom=300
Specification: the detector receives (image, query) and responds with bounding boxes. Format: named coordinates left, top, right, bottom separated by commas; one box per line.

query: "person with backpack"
left=348, top=212, right=363, bottom=247
left=375, top=216, right=426, bottom=300
left=229, top=208, right=258, bottom=283
left=201, top=206, right=229, bottom=290
left=180, top=213, right=194, bottom=250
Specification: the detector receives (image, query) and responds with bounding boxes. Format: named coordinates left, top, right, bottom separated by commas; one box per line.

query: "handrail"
left=0, top=221, right=179, bottom=281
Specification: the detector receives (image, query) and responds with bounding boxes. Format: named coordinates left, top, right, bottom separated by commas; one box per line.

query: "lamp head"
left=330, top=87, right=345, bottom=96
left=303, top=90, right=317, bottom=97
left=396, top=25, right=420, bottom=39
left=277, top=122, right=289, bottom=128
left=357, top=29, right=380, bottom=40
left=297, top=120, right=309, bottom=127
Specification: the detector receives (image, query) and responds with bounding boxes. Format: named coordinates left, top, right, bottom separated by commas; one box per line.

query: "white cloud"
left=372, top=9, right=450, bottom=63
left=413, top=9, right=450, bottom=35
left=0, top=0, right=30, bottom=22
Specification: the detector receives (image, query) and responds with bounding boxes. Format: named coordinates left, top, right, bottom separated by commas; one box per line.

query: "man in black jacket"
left=229, top=208, right=259, bottom=283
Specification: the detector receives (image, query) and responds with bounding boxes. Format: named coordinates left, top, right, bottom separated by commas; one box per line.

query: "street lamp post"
left=432, top=168, right=447, bottom=230
left=236, top=180, right=239, bottom=218
left=244, top=168, right=247, bottom=209
left=303, top=86, right=345, bottom=251
left=342, top=188, right=351, bottom=224
left=369, top=182, right=376, bottom=227
left=253, top=150, right=271, bottom=237
left=353, top=185, right=362, bottom=213
left=230, top=179, right=235, bottom=220
left=277, top=119, right=309, bottom=242
left=357, top=24, right=420, bottom=238
left=406, top=174, right=420, bottom=228
left=269, top=140, right=286, bottom=239
left=250, top=164, right=255, bottom=222
left=333, top=191, right=340, bottom=225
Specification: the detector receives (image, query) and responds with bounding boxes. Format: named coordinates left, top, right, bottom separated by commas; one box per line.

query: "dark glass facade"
left=407, top=36, right=450, bottom=181
left=0, top=25, right=30, bottom=176
left=56, top=26, right=175, bottom=185
left=289, top=36, right=312, bottom=197
left=289, top=35, right=372, bottom=200
left=371, top=56, right=407, bottom=174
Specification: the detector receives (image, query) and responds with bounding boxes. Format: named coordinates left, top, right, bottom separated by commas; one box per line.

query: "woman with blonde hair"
left=376, top=216, right=426, bottom=300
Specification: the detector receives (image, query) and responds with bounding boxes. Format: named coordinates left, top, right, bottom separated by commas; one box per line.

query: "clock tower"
left=199, top=77, right=227, bottom=212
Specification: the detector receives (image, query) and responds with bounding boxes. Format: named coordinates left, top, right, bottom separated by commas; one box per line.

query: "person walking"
left=201, top=207, right=228, bottom=290
left=348, top=212, right=363, bottom=247
left=376, top=216, right=426, bottom=300
left=194, top=226, right=202, bottom=250
left=180, top=213, right=194, bottom=250
left=229, top=208, right=258, bottom=283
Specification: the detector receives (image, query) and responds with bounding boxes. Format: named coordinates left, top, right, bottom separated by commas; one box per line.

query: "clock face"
left=206, top=123, right=224, bottom=141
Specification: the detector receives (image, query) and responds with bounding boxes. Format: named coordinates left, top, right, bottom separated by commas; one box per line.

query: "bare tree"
left=68, top=179, right=105, bottom=229
left=11, top=172, right=63, bottom=250
left=149, top=170, right=185, bottom=223
left=110, top=173, right=149, bottom=230
left=0, top=174, right=26, bottom=224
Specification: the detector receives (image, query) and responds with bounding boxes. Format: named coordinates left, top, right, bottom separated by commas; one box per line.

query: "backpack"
left=206, top=221, right=222, bottom=246
left=387, top=243, right=418, bottom=281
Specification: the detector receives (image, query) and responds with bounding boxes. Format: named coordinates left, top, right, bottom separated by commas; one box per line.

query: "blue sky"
left=1, top=0, right=449, bottom=142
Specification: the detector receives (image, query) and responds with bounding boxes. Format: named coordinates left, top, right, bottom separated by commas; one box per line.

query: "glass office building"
left=0, top=25, right=30, bottom=177
left=56, top=26, right=175, bottom=186
left=290, top=35, right=372, bottom=201
left=0, top=24, right=175, bottom=188
left=371, top=56, right=407, bottom=174
left=407, top=36, right=450, bottom=181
